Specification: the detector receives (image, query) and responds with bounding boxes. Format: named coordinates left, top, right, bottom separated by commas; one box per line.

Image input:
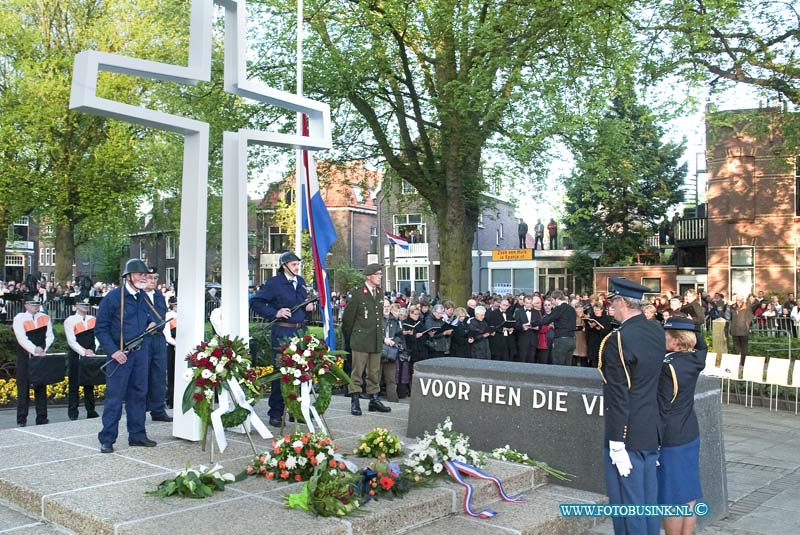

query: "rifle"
left=263, top=295, right=319, bottom=327
left=100, top=317, right=170, bottom=376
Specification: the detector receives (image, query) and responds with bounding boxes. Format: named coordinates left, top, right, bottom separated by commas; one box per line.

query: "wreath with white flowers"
left=261, top=334, right=349, bottom=423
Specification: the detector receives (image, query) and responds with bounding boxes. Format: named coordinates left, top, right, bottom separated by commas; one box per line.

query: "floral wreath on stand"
left=182, top=335, right=268, bottom=451
left=262, top=334, right=349, bottom=426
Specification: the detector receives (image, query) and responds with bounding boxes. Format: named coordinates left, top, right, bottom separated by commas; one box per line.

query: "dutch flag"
left=386, top=231, right=410, bottom=250
left=300, top=116, right=338, bottom=350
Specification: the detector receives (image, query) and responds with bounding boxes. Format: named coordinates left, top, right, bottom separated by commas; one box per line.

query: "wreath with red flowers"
left=261, top=334, right=350, bottom=423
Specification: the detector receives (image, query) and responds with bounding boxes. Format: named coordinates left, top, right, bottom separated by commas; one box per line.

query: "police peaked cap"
left=25, top=295, right=43, bottom=305
left=122, top=258, right=149, bottom=276
left=75, top=297, right=92, bottom=308
left=279, top=251, right=301, bottom=265
left=607, top=277, right=650, bottom=300
left=664, top=316, right=695, bottom=331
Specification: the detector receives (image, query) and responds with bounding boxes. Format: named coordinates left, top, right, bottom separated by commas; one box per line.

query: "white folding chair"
left=701, top=353, right=722, bottom=377
left=718, top=353, right=743, bottom=404
left=741, top=356, right=766, bottom=408
left=765, top=358, right=791, bottom=411
left=791, top=362, right=800, bottom=415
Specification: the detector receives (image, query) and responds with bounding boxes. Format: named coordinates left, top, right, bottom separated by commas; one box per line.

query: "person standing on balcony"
left=517, top=218, right=528, bottom=249
left=547, top=218, right=558, bottom=250
left=533, top=219, right=545, bottom=250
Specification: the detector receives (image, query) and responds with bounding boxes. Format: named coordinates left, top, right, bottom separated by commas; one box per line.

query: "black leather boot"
left=368, top=395, right=391, bottom=413
left=350, top=394, right=362, bottom=416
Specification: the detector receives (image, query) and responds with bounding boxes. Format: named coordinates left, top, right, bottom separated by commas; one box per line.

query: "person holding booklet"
left=448, top=307, right=471, bottom=358
left=423, top=304, right=453, bottom=359
left=467, top=305, right=492, bottom=359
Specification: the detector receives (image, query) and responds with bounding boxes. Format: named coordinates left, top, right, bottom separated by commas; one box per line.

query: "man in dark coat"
left=487, top=298, right=515, bottom=361
left=250, top=251, right=314, bottom=427
left=342, top=263, right=391, bottom=416
left=517, top=218, right=528, bottom=249
left=598, top=277, right=665, bottom=535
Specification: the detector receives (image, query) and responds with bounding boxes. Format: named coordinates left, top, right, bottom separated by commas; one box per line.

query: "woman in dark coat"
left=467, top=306, right=492, bottom=359
left=448, top=307, right=471, bottom=358
left=658, top=316, right=707, bottom=535
left=584, top=300, right=612, bottom=367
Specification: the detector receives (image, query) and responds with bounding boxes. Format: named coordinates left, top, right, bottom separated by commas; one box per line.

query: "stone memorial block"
left=407, top=358, right=727, bottom=524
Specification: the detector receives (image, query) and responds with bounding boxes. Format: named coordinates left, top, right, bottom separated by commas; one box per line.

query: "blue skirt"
left=658, top=437, right=702, bottom=504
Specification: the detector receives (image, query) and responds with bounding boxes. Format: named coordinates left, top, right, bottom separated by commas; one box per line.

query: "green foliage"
left=563, top=87, right=686, bottom=265
left=147, top=463, right=242, bottom=499
left=331, top=263, right=364, bottom=295
left=566, top=251, right=596, bottom=294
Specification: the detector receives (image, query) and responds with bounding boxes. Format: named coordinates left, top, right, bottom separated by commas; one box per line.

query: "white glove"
left=609, top=441, right=632, bottom=477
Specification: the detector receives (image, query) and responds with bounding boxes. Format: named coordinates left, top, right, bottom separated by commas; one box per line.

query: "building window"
left=44, top=248, right=51, bottom=266
left=13, top=216, right=29, bottom=226
left=495, top=229, right=501, bottom=246
left=5, top=254, right=24, bottom=266
left=39, top=248, right=45, bottom=266
left=414, top=266, right=429, bottom=295
left=268, top=227, right=289, bottom=253
left=730, top=246, right=754, bottom=297
left=396, top=266, right=411, bottom=295
left=499, top=223, right=503, bottom=239
left=166, top=267, right=176, bottom=287
left=478, top=213, right=484, bottom=229
left=641, top=277, right=661, bottom=294
left=139, top=241, right=147, bottom=260
left=400, top=181, right=415, bottom=194
left=51, top=248, right=55, bottom=266
left=393, top=214, right=426, bottom=243
left=166, top=235, right=175, bottom=259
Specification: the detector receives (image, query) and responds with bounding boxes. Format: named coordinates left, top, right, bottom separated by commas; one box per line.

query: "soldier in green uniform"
left=342, top=263, right=391, bottom=416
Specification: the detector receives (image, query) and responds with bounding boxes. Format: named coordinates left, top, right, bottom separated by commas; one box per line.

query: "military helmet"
left=122, top=258, right=149, bottom=276
left=279, top=251, right=301, bottom=266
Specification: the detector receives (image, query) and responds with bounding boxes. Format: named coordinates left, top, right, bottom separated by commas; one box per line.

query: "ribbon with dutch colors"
left=209, top=378, right=272, bottom=452
left=299, top=381, right=327, bottom=435
left=443, top=460, right=526, bottom=518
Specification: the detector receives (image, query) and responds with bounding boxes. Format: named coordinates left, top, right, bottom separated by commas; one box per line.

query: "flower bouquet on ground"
left=286, top=463, right=361, bottom=517
left=357, top=460, right=414, bottom=502
left=243, top=431, right=344, bottom=483
left=146, top=463, right=244, bottom=499
left=404, top=417, right=486, bottom=481
left=260, top=334, right=350, bottom=426
left=491, top=445, right=573, bottom=481
left=181, top=335, right=267, bottom=451
left=354, top=428, right=403, bottom=459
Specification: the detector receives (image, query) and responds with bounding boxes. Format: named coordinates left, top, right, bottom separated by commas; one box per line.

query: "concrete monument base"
left=407, top=358, right=728, bottom=525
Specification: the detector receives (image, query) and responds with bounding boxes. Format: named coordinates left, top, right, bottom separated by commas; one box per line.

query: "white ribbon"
left=299, top=381, right=327, bottom=435
left=208, top=378, right=273, bottom=452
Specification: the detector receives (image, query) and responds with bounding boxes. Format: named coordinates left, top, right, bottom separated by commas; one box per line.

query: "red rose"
left=195, top=378, right=205, bottom=387
left=281, top=375, right=291, bottom=384
left=193, top=392, right=203, bottom=401
left=224, top=348, right=233, bottom=357
left=288, top=392, right=298, bottom=401
left=211, top=348, right=223, bottom=357
left=304, top=335, right=312, bottom=341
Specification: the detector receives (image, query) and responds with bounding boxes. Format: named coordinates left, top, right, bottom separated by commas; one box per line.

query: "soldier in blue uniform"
left=250, top=251, right=314, bottom=428
left=96, top=259, right=158, bottom=453
left=598, top=277, right=665, bottom=535
left=659, top=316, right=706, bottom=535
left=143, top=267, right=171, bottom=422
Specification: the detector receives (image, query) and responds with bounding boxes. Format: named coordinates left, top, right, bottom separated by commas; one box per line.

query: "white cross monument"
left=69, top=0, right=331, bottom=441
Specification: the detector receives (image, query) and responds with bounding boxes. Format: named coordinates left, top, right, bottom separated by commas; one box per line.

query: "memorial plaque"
left=407, top=358, right=727, bottom=524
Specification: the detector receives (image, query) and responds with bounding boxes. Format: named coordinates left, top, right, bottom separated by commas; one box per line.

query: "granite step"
left=403, top=484, right=609, bottom=535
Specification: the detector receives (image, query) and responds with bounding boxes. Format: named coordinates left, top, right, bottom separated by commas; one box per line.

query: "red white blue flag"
left=386, top=231, right=409, bottom=250
left=300, top=115, right=337, bottom=350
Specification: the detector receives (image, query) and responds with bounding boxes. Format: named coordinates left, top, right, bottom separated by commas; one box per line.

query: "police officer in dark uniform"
left=64, top=297, right=100, bottom=420
left=250, top=251, right=314, bottom=427
left=12, top=295, right=54, bottom=427
left=598, top=277, right=664, bottom=535
left=96, top=259, right=158, bottom=453
left=143, top=267, right=171, bottom=422
left=658, top=316, right=706, bottom=535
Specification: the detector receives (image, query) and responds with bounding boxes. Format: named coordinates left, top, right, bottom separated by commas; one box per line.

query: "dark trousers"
left=166, top=345, right=176, bottom=408
left=99, top=348, right=149, bottom=445
left=535, top=347, right=550, bottom=364
left=733, top=335, right=749, bottom=366
left=67, top=353, right=96, bottom=419
left=516, top=332, right=537, bottom=363
left=549, top=235, right=557, bottom=249
left=604, top=448, right=660, bottom=535
left=518, top=235, right=527, bottom=248
left=15, top=352, right=47, bottom=425
left=551, top=337, right=575, bottom=366
left=534, top=236, right=544, bottom=250
left=146, top=335, right=168, bottom=416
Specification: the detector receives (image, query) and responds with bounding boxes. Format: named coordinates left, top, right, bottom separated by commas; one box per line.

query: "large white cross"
left=70, top=0, right=331, bottom=440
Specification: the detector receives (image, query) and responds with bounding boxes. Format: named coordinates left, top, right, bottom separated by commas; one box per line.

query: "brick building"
left=706, top=107, right=799, bottom=298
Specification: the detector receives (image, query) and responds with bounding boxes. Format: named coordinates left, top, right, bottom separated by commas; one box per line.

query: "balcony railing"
left=674, top=218, right=706, bottom=243
left=383, top=243, right=429, bottom=259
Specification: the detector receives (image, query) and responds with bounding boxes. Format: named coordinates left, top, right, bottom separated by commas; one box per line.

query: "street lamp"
left=588, top=251, right=601, bottom=267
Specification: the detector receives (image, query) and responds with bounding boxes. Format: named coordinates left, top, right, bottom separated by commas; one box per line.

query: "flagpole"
left=294, top=0, right=304, bottom=258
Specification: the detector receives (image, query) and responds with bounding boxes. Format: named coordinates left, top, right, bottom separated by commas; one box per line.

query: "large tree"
left=252, top=0, right=639, bottom=304
left=0, top=0, right=192, bottom=282
left=563, top=89, right=686, bottom=265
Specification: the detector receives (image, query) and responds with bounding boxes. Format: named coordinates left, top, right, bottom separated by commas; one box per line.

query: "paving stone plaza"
left=0, top=395, right=798, bottom=534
